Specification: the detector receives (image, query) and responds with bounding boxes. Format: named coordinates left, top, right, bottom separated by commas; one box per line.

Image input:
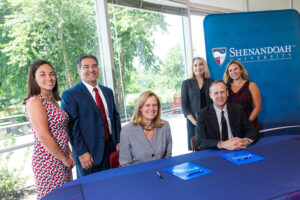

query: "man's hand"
left=79, top=152, right=94, bottom=170
left=238, top=138, right=250, bottom=149
left=116, top=143, right=120, bottom=151
left=219, top=137, right=245, bottom=150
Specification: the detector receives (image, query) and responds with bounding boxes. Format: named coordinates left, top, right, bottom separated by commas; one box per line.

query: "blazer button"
left=152, top=154, right=155, bottom=157
left=101, top=136, right=105, bottom=139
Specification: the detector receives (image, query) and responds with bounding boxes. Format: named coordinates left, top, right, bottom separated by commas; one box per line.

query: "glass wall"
left=0, top=0, right=103, bottom=118
left=108, top=4, right=188, bottom=120
left=190, top=15, right=207, bottom=59
left=0, top=0, right=102, bottom=199
left=0, top=1, right=216, bottom=198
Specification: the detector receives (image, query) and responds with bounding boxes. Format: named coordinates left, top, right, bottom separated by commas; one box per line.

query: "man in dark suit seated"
left=195, top=80, right=260, bottom=150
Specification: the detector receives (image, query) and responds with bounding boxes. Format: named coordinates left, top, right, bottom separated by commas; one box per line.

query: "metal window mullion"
left=94, top=0, right=116, bottom=92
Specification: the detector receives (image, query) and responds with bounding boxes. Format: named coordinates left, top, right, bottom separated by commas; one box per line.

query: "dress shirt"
left=213, top=105, right=234, bottom=140
left=82, top=81, right=112, bottom=134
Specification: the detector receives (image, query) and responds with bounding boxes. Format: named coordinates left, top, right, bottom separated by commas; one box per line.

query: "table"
left=44, top=135, right=300, bottom=200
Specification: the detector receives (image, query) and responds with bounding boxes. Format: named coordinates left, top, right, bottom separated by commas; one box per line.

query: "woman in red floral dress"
left=24, top=60, right=74, bottom=199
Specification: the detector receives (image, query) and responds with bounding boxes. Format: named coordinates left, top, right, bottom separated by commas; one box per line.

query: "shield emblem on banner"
left=212, top=48, right=227, bottom=66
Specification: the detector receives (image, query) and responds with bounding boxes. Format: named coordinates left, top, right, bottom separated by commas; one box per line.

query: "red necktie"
left=93, top=87, right=110, bottom=141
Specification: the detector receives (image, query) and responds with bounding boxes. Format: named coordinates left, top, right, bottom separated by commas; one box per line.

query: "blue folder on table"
left=164, top=162, right=213, bottom=180
left=220, top=150, right=265, bottom=165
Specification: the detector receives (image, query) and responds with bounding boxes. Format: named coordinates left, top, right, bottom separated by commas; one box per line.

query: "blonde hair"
left=131, top=91, right=164, bottom=128
left=191, top=57, right=210, bottom=79
left=223, top=60, right=249, bottom=84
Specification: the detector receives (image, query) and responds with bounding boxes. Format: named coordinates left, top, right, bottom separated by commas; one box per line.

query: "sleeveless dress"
left=227, top=81, right=259, bottom=129
left=25, top=95, right=72, bottom=199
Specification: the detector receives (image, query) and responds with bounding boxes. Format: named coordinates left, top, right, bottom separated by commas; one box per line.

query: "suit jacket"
left=61, top=82, right=121, bottom=166
left=181, top=78, right=214, bottom=119
left=119, top=121, right=172, bottom=167
left=195, top=103, right=259, bottom=150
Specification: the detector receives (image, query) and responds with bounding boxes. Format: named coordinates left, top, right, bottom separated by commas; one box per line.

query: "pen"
left=155, top=170, right=164, bottom=179
left=233, top=154, right=252, bottom=161
left=186, top=169, right=204, bottom=177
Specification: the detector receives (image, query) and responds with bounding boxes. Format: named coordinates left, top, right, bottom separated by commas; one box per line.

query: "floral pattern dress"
left=25, top=95, right=72, bottom=199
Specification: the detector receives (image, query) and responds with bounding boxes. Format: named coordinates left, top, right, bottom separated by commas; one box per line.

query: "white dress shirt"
left=82, top=81, right=112, bottom=134
left=213, top=105, right=234, bottom=140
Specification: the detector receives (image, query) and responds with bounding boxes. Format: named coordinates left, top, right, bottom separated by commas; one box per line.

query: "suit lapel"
left=78, top=82, right=100, bottom=114
left=227, top=103, right=236, bottom=136
left=135, top=125, right=154, bottom=154
left=191, top=79, right=199, bottom=91
left=208, top=105, right=221, bottom=139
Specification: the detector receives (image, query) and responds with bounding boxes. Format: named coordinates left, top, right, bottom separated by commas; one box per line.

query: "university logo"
left=212, top=48, right=227, bottom=66
left=229, top=45, right=294, bottom=63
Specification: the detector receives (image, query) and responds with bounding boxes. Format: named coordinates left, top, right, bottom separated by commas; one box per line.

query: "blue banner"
left=204, top=9, right=300, bottom=131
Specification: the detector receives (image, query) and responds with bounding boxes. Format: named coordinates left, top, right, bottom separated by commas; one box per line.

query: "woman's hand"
left=68, top=149, right=75, bottom=168
left=249, top=82, right=261, bottom=121
left=27, top=97, right=75, bottom=168
left=62, top=155, right=75, bottom=168
left=187, top=114, right=197, bottom=126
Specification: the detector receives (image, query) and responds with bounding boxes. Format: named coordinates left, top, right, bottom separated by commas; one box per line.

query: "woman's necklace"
left=45, top=96, right=54, bottom=103
left=143, top=127, right=154, bottom=132
left=41, top=94, right=58, bottom=107
left=143, top=120, right=154, bottom=132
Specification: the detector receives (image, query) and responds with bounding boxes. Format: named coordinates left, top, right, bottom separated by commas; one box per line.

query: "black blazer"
left=195, top=103, right=260, bottom=150
left=181, top=78, right=214, bottom=119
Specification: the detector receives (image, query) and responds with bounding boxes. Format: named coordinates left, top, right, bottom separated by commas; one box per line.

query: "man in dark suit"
left=195, top=80, right=259, bottom=150
left=61, top=54, right=121, bottom=177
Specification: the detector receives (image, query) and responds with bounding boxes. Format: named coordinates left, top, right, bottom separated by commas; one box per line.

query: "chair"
left=169, top=93, right=182, bottom=114
left=190, top=136, right=200, bottom=152
left=109, top=150, right=120, bottom=168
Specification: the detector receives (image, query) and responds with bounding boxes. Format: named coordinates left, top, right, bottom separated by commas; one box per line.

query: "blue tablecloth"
left=44, top=135, right=300, bottom=200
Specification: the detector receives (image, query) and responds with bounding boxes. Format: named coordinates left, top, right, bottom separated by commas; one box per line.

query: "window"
left=191, top=15, right=207, bottom=59
left=0, top=0, right=103, bottom=119
left=108, top=4, right=188, bottom=120
left=0, top=0, right=103, bottom=198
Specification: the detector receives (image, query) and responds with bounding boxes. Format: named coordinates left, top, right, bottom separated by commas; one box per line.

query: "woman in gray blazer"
left=119, top=91, right=172, bottom=166
left=181, top=57, right=213, bottom=150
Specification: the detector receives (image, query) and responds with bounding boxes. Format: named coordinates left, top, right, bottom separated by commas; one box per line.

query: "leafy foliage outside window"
left=109, top=5, right=167, bottom=106
left=109, top=5, right=186, bottom=112
left=0, top=1, right=187, bottom=120
left=0, top=134, right=29, bottom=200
left=0, top=0, right=101, bottom=113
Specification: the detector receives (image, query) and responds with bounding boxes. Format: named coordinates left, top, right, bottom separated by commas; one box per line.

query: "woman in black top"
left=181, top=57, right=213, bottom=150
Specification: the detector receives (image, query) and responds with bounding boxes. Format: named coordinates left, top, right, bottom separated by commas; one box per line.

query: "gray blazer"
left=181, top=78, right=214, bottom=119
left=119, top=121, right=172, bottom=166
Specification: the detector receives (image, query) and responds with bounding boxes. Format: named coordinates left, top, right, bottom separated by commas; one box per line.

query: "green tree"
left=158, top=44, right=185, bottom=93
left=108, top=5, right=168, bottom=107
left=0, top=0, right=13, bottom=107
left=1, top=0, right=100, bottom=107
left=1, top=1, right=169, bottom=114
left=0, top=134, right=27, bottom=199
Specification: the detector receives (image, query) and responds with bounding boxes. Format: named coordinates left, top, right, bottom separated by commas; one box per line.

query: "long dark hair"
left=23, top=60, right=61, bottom=104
